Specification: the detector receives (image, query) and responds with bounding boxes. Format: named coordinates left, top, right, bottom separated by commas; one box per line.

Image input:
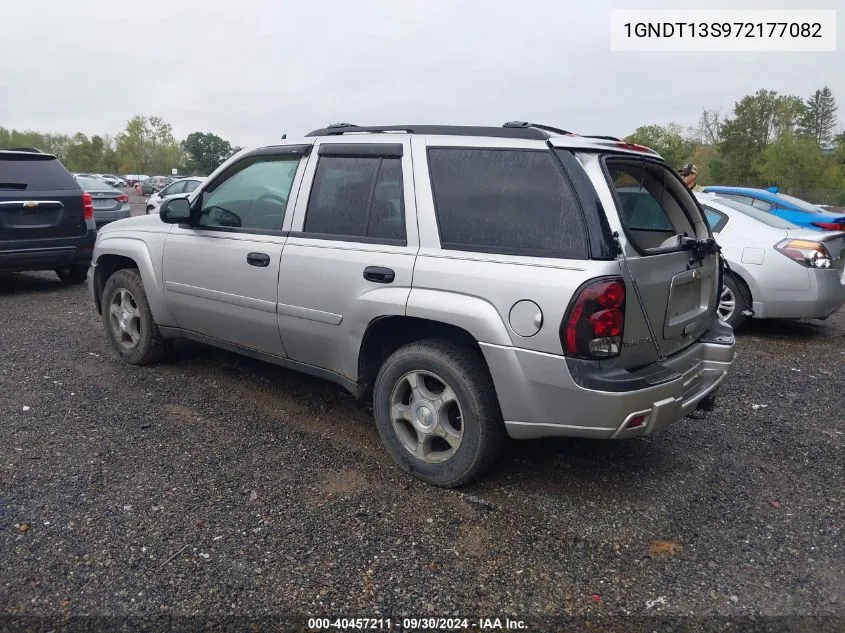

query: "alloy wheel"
left=389, top=370, right=464, bottom=464
left=108, top=288, right=142, bottom=351
left=717, top=285, right=736, bottom=322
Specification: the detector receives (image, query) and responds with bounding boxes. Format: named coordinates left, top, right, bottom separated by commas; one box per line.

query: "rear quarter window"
left=426, top=148, right=588, bottom=258
left=0, top=156, right=79, bottom=191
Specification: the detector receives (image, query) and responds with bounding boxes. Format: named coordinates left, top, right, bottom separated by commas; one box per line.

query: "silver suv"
left=88, top=122, right=736, bottom=487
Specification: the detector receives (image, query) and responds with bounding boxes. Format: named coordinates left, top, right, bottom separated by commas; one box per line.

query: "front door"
left=161, top=150, right=307, bottom=357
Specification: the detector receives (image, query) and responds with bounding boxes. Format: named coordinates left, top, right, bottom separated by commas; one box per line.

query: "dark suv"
left=0, top=149, right=96, bottom=284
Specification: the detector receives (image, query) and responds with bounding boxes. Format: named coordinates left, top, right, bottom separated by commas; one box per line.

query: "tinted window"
left=427, top=148, right=587, bottom=257
left=718, top=193, right=755, bottom=206
left=711, top=196, right=799, bottom=229
left=199, top=157, right=299, bottom=232
left=701, top=205, right=728, bottom=233
left=616, top=189, right=673, bottom=230
left=304, top=156, right=405, bottom=242
left=750, top=198, right=773, bottom=212
left=0, top=156, right=79, bottom=190
left=774, top=193, right=825, bottom=214
left=183, top=179, right=201, bottom=193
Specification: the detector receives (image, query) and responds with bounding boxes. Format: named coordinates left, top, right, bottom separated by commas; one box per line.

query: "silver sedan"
left=695, top=192, right=845, bottom=328
left=75, top=176, right=131, bottom=228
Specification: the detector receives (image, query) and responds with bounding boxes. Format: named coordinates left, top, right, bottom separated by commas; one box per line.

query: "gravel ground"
left=1, top=257, right=843, bottom=631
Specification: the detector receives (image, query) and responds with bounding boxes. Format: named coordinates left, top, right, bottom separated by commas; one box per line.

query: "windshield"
left=774, top=193, right=826, bottom=214
left=708, top=196, right=799, bottom=229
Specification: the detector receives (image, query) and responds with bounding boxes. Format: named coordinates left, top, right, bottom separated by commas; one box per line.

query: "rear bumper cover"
left=0, top=233, right=95, bottom=272
left=753, top=268, right=845, bottom=320
left=481, top=321, right=736, bottom=440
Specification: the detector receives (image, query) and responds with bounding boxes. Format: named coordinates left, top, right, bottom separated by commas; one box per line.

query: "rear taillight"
left=812, top=221, right=845, bottom=231
left=82, top=192, right=94, bottom=220
left=775, top=239, right=832, bottom=269
left=115, top=194, right=129, bottom=203
left=561, top=277, right=626, bottom=359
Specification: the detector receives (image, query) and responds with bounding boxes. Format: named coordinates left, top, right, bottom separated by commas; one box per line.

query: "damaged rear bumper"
left=481, top=320, right=736, bottom=440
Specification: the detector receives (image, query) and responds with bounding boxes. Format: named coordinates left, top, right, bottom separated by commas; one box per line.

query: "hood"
left=97, top=213, right=168, bottom=235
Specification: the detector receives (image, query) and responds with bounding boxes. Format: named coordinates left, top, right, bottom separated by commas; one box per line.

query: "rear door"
left=580, top=152, right=719, bottom=368
left=277, top=139, right=418, bottom=381
left=0, top=152, right=86, bottom=242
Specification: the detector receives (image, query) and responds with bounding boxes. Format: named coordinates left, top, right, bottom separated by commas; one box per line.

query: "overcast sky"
left=1, top=0, right=841, bottom=147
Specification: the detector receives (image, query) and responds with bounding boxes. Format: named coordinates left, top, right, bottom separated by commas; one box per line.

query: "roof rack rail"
left=305, top=124, right=550, bottom=140
left=582, top=135, right=622, bottom=142
left=502, top=121, right=575, bottom=136
left=3, top=147, right=44, bottom=153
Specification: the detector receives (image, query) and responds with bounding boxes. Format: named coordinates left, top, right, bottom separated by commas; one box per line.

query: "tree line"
left=626, top=86, right=845, bottom=204
left=2, top=88, right=844, bottom=202
left=0, top=116, right=240, bottom=177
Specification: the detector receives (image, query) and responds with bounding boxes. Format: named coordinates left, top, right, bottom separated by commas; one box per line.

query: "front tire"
left=55, top=265, right=88, bottom=284
left=101, top=268, right=169, bottom=365
left=718, top=273, right=750, bottom=329
left=372, top=340, right=506, bottom=488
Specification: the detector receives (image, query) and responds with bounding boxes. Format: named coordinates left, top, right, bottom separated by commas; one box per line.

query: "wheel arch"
left=93, top=237, right=176, bottom=326
left=357, top=315, right=493, bottom=403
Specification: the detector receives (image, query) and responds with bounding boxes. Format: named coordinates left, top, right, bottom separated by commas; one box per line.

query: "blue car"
left=701, top=186, right=845, bottom=232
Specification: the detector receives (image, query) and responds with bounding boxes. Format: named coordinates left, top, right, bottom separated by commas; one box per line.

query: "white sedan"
left=145, top=177, right=205, bottom=215
left=695, top=192, right=845, bottom=328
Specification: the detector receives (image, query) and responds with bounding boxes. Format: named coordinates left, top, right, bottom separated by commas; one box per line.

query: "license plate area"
left=93, top=199, right=116, bottom=209
left=2, top=208, right=62, bottom=228
left=665, top=267, right=712, bottom=338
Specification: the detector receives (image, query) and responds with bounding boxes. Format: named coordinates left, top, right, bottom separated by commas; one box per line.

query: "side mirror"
left=159, top=195, right=192, bottom=224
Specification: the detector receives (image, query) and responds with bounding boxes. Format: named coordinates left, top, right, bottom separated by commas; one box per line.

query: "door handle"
left=246, top=252, right=271, bottom=267
left=363, top=266, right=395, bottom=284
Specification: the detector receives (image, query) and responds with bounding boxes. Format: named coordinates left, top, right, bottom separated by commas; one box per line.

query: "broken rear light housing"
left=561, top=277, right=626, bottom=359
left=775, top=239, right=833, bottom=269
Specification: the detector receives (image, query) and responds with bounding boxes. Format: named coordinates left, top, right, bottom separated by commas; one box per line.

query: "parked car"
left=99, top=174, right=128, bottom=188
left=702, top=186, right=845, bottom=232
left=73, top=175, right=132, bottom=228
left=1, top=148, right=96, bottom=283
left=124, top=175, right=148, bottom=186
left=695, top=193, right=845, bottom=327
left=145, top=177, right=205, bottom=214
left=88, top=122, right=736, bottom=486
left=138, top=176, right=175, bottom=195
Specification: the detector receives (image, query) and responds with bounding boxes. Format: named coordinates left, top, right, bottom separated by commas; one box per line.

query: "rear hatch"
left=601, top=155, right=719, bottom=368
left=0, top=151, right=86, bottom=241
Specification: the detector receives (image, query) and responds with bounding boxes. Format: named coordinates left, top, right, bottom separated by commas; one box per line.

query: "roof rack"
left=3, top=147, right=44, bottom=153
left=305, top=124, right=550, bottom=140
left=303, top=122, right=626, bottom=144
left=502, top=121, right=575, bottom=136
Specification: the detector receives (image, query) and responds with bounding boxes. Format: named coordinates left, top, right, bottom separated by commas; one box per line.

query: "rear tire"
left=718, top=273, right=750, bottom=329
left=55, top=265, right=88, bottom=285
left=372, top=339, right=506, bottom=488
left=101, top=268, right=169, bottom=365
